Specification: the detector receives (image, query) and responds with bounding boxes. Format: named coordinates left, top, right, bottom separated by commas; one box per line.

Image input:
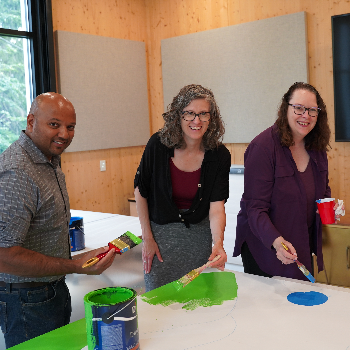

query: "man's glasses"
left=288, top=103, right=320, bottom=118
left=181, top=111, right=211, bottom=122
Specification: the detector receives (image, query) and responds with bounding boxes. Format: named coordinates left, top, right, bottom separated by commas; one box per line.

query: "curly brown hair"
left=159, top=84, right=225, bottom=150
left=275, top=82, right=331, bottom=151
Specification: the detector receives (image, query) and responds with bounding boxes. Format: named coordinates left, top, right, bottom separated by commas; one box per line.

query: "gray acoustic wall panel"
left=161, top=12, right=308, bottom=143
left=55, top=30, right=150, bottom=152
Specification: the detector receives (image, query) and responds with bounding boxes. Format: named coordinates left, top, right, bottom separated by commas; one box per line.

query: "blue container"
left=69, top=216, right=85, bottom=252
left=84, top=287, right=139, bottom=350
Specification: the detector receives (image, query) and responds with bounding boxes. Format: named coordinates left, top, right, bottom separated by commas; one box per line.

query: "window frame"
left=0, top=0, right=56, bottom=98
left=332, top=12, right=350, bottom=142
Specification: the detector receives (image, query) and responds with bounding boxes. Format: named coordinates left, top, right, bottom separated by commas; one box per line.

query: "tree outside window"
left=0, top=0, right=55, bottom=153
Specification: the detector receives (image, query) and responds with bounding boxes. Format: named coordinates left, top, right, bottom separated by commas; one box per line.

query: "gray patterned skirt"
left=144, top=216, right=212, bottom=292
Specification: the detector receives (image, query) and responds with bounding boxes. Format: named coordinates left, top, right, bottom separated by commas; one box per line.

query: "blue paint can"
left=84, top=287, right=139, bottom=350
left=69, top=216, right=85, bottom=251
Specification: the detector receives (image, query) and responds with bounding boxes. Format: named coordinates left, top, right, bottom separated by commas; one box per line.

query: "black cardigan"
left=134, top=133, right=231, bottom=227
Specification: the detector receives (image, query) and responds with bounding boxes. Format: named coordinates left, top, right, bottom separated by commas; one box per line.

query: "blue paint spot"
left=287, top=291, right=328, bottom=306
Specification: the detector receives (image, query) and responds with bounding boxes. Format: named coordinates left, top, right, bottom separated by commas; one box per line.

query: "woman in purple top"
left=233, top=82, right=335, bottom=281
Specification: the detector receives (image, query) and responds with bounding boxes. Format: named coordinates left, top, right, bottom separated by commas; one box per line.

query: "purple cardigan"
left=233, top=125, right=331, bottom=280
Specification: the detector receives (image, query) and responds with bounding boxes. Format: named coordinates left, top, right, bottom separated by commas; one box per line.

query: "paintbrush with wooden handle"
left=173, top=255, right=222, bottom=290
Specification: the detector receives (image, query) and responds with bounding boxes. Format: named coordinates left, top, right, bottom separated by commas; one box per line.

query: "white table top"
left=136, top=271, right=350, bottom=350
left=70, top=210, right=350, bottom=350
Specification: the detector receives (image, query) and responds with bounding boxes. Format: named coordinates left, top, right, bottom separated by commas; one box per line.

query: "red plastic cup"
left=317, top=200, right=335, bottom=224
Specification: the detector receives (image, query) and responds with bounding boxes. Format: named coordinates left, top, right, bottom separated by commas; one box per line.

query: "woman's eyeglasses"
left=288, top=103, right=320, bottom=117
left=181, top=111, right=211, bottom=122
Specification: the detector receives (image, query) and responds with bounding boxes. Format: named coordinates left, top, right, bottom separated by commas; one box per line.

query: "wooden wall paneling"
left=328, top=144, right=345, bottom=199
left=205, top=0, right=230, bottom=29
left=52, top=0, right=148, bottom=40
left=145, top=1, right=168, bottom=134
left=109, top=146, right=146, bottom=215
left=226, top=143, right=248, bottom=165
left=53, top=0, right=148, bottom=215
left=61, top=149, right=113, bottom=213
left=146, top=0, right=350, bottom=224
left=54, top=0, right=350, bottom=221
left=61, top=145, right=146, bottom=214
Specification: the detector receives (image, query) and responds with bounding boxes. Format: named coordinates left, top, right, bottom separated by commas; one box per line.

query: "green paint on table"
left=9, top=318, right=87, bottom=350
left=141, top=271, right=238, bottom=310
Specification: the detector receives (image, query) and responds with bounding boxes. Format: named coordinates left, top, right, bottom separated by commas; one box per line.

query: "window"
left=332, top=13, right=350, bottom=141
left=0, top=0, right=56, bottom=153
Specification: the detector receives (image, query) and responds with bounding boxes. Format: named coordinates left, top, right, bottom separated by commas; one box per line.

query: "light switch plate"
left=100, top=160, right=106, bottom=171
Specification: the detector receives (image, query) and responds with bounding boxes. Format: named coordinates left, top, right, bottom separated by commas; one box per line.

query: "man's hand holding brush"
left=73, top=246, right=117, bottom=274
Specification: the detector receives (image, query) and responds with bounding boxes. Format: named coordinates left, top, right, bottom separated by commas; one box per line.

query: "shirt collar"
left=18, top=131, right=61, bottom=168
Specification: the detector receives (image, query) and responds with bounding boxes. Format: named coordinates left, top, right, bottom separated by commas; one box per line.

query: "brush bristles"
left=118, top=235, right=136, bottom=248
left=178, top=270, right=199, bottom=287
left=111, top=231, right=143, bottom=253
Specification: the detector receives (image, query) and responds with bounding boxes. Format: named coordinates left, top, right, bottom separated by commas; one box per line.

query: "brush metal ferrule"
left=186, top=270, right=199, bottom=279
left=298, top=265, right=309, bottom=275
left=297, top=265, right=316, bottom=283
left=110, top=238, right=130, bottom=253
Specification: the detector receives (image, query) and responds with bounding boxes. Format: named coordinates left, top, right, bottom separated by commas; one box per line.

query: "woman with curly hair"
left=233, top=82, right=340, bottom=281
left=134, top=84, right=230, bottom=291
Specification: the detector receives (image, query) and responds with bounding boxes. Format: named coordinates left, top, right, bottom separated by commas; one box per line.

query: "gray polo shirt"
left=0, top=131, right=71, bottom=283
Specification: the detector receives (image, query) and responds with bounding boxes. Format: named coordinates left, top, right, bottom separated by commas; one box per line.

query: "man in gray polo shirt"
left=0, top=92, right=117, bottom=348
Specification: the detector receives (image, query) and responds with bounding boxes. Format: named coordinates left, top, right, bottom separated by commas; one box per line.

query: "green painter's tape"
left=141, top=271, right=238, bottom=310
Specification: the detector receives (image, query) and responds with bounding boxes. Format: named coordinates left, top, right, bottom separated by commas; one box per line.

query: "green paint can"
left=84, top=287, right=139, bottom=350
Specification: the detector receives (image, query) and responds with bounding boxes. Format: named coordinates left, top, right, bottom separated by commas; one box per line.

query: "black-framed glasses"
left=288, top=103, right=320, bottom=117
left=181, top=111, right=211, bottom=122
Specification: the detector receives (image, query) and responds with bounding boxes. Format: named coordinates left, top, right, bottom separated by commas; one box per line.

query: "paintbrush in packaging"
left=82, top=231, right=142, bottom=268
left=281, top=242, right=315, bottom=283
left=173, top=255, right=221, bottom=290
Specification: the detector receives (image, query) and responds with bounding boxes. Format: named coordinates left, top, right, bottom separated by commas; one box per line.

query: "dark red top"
left=169, top=158, right=201, bottom=209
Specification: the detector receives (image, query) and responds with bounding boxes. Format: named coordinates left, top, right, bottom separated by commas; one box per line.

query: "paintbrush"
left=173, top=255, right=222, bottom=290
left=281, top=242, right=315, bottom=283
left=82, top=231, right=142, bottom=268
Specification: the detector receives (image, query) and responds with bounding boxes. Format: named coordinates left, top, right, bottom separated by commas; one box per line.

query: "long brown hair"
left=276, top=82, right=331, bottom=151
left=159, top=84, right=225, bottom=150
